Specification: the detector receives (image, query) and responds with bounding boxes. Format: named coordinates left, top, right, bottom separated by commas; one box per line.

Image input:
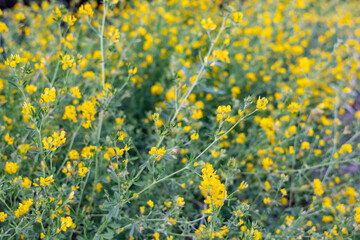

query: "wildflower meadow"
left=0, top=0, right=360, bottom=239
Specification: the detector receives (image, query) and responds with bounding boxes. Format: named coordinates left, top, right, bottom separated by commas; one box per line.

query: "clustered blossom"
left=199, top=163, right=227, bottom=213
left=42, top=131, right=66, bottom=151
left=149, top=146, right=166, bottom=161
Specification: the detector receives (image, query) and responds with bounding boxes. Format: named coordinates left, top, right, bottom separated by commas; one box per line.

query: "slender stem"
left=56, top=122, right=82, bottom=176
left=94, top=0, right=107, bottom=185
left=136, top=165, right=189, bottom=197
left=322, top=93, right=339, bottom=182
left=100, top=1, right=107, bottom=88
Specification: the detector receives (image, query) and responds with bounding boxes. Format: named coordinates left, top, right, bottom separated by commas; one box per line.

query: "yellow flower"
left=199, top=163, right=227, bottom=212
left=78, top=3, right=93, bottom=18
left=322, top=197, right=332, bottom=208
left=149, top=146, right=166, bottom=161
left=78, top=162, right=89, bottom=177
left=94, top=183, right=102, bottom=192
left=42, top=131, right=66, bottom=151
left=25, top=84, right=37, bottom=94
left=190, top=132, right=199, bottom=140
left=263, top=197, right=271, bottom=204
left=79, top=100, right=97, bottom=128
left=287, top=102, right=301, bottom=114
left=0, top=212, right=7, bottom=222
left=262, top=157, right=273, bottom=171
left=70, top=86, right=82, bottom=99
left=4, top=54, right=21, bottom=68
left=63, top=15, right=77, bottom=26
left=60, top=216, right=76, bottom=231
left=313, top=179, right=324, bottom=196
left=40, top=87, right=56, bottom=103
left=238, top=181, right=248, bottom=190
left=201, top=17, right=216, bottom=31
left=5, top=162, right=19, bottom=174
left=150, top=82, right=164, bottom=95
left=233, top=12, right=243, bottom=23
left=153, top=232, right=160, bottom=240
left=256, top=97, right=268, bottom=110
left=69, top=149, right=79, bottom=160
left=322, top=216, right=333, bottom=223
left=40, top=175, right=54, bottom=187
left=15, top=198, right=33, bottom=218
left=22, top=177, right=32, bottom=189
left=118, top=131, right=127, bottom=141
left=213, top=49, right=230, bottom=63
left=61, top=54, right=75, bottom=70
left=147, top=200, right=154, bottom=208
left=5, top=133, right=14, bottom=145
left=106, top=25, right=120, bottom=42
left=0, top=22, right=8, bottom=33
left=63, top=105, right=78, bottom=122
left=301, top=141, right=310, bottom=150
left=176, top=197, right=185, bottom=207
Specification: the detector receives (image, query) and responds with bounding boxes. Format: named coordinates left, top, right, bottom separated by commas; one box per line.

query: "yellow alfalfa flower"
left=63, top=105, right=78, bottom=123
left=176, top=197, right=185, bottom=207
left=78, top=162, right=89, bottom=177
left=5, top=133, right=14, bottom=145
left=60, top=216, right=76, bottom=232
left=199, top=163, right=227, bottom=212
left=149, top=146, right=166, bottom=161
left=262, top=157, right=273, bottom=170
left=147, top=200, right=154, bottom=208
left=106, top=25, right=120, bottom=42
left=5, top=162, right=19, bottom=174
left=213, top=49, right=230, bottom=63
left=4, top=54, right=21, bottom=68
left=313, top=179, right=324, bottom=196
left=233, top=12, right=243, bottom=23
left=0, top=212, right=7, bottom=222
left=263, top=197, right=271, bottom=204
left=287, top=102, right=301, bottom=114
left=25, top=84, right=37, bottom=94
left=70, top=86, right=82, bottom=99
left=42, top=131, right=66, bottom=151
left=256, top=96, right=268, bottom=110
left=14, top=198, right=33, bottom=218
left=78, top=3, right=93, bottom=18
left=40, top=87, right=56, bottom=103
left=61, top=54, right=75, bottom=70
left=78, top=100, right=97, bottom=128
left=201, top=17, right=216, bottom=31
left=33, top=175, right=54, bottom=187
left=63, top=15, right=77, bottom=26
left=0, top=22, right=9, bottom=33
left=238, top=181, right=248, bottom=190
left=190, top=132, right=199, bottom=140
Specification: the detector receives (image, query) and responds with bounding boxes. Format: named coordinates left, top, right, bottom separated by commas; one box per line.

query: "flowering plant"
left=0, top=0, right=359, bottom=239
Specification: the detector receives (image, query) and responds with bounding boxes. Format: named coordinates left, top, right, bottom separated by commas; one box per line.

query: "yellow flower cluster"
left=195, top=224, right=229, bottom=239
left=4, top=54, right=21, bottom=68
left=78, top=99, right=97, bottom=128
left=5, top=162, right=19, bottom=174
left=216, top=105, right=231, bottom=122
left=60, top=216, right=76, bottom=232
left=42, top=131, right=66, bottom=151
left=63, top=105, right=77, bottom=122
left=149, top=146, right=166, bottom=161
left=14, top=198, right=33, bottom=218
left=40, top=87, right=56, bottom=103
left=199, top=163, right=227, bottom=213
